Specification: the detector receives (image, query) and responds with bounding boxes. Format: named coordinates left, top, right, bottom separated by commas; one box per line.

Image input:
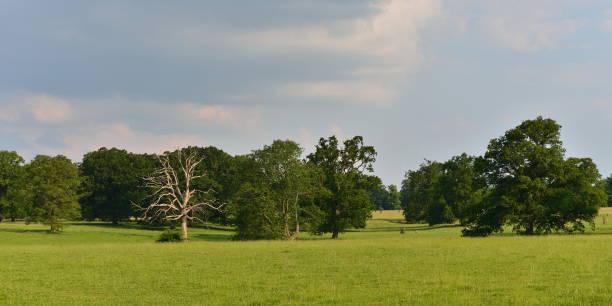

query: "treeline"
left=0, top=136, right=382, bottom=239
left=400, top=117, right=611, bottom=236
left=1, top=117, right=611, bottom=238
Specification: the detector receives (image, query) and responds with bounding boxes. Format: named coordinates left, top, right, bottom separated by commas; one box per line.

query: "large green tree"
left=436, top=153, right=485, bottom=225
left=27, top=155, right=81, bottom=232
left=0, top=151, right=28, bottom=222
left=307, top=136, right=376, bottom=239
left=233, top=140, right=320, bottom=240
left=463, top=117, right=606, bottom=236
left=80, top=148, right=156, bottom=223
left=400, top=160, right=442, bottom=223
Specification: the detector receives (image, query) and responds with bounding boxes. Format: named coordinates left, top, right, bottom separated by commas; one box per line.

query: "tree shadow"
left=0, top=228, right=49, bottom=234
left=69, top=222, right=166, bottom=231
left=188, top=233, right=233, bottom=242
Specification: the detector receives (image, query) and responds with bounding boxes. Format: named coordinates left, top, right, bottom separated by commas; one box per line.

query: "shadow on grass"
left=69, top=222, right=235, bottom=242
left=189, top=233, right=233, bottom=242
left=0, top=228, right=49, bottom=234
left=346, top=224, right=461, bottom=233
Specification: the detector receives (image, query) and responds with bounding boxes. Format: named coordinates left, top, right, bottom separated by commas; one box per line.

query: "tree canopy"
left=307, top=136, right=377, bottom=239
left=462, top=117, right=606, bottom=236
left=0, top=151, right=27, bottom=222
left=26, top=155, right=81, bottom=232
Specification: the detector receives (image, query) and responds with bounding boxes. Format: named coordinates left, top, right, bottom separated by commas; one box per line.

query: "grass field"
left=2, top=210, right=612, bottom=305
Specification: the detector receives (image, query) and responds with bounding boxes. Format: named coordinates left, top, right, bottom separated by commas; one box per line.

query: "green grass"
left=2, top=210, right=612, bottom=305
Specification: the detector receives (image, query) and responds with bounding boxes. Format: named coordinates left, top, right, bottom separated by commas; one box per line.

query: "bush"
left=156, top=229, right=183, bottom=243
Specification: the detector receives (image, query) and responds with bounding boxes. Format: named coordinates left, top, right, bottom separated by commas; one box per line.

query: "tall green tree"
left=400, top=160, right=442, bottom=223
left=27, top=155, right=81, bottom=232
left=233, top=140, right=320, bottom=240
left=367, top=177, right=391, bottom=210
left=437, top=153, right=485, bottom=224
left=80, top=148, right=156, bottom=223
left=387, top=184, right=401, bottom=210
left=0, top=151, right=28, bottom=222
left=463, top=117, right=606, bottom=236
left=605, top=174, right=612, bottom=207
left=307, top=136, right=376, bottom=239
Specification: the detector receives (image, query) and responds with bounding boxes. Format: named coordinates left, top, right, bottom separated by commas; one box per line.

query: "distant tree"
left=463, top=117, right=606, bottom=236
left=400, top=160, right=442, bottom=223
left=307, top=136, right=377, bottom=239
left=80, top=148, right=156, bottom=223
left=0, top=151, right=28, bottom=222
left=136, top=149, right=224, bottom=239
left=367, top=178, right=391, bottom=210
left=232, top=140, right=321, bottom=240
left=26, top=155, right=81, bottom=232
left=606, top=174, right=612, bottom=207
left=387, top=184, right=401, bottom=210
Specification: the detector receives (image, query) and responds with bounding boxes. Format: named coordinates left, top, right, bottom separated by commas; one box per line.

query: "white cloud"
left=240, top=0, right=440, bottom=74
left=179, top=104, right=262, bottom=130
left=280, top=81, right=396, bottom=106
left=59, top=123, right=206, bottom=159
left=25, top=94, right=75, bottom=123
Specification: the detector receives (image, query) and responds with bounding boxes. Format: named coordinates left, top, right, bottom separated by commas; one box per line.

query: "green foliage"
left=26, top=155, right=81, bottom=232
left=156, top=228, right=183, bottom=242
left=307, top=135, right=376, bottom=239
left=181, top=146, right=239, bottom=224
left=232, top=140, right=321, bottom=240
left=400, top=160, right=442, bottom=223
left=80, top=148, right=156, bottom=223
left=0, top=151, right=28, bottom=222
left=605, top=174, right=612, bottom=207
left=463, top=117, right=606, bottom=236
left=367, top=179, right=401, bottom=210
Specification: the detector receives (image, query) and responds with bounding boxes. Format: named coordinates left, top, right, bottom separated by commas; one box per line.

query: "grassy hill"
left=2, top=209, right=612, bottom=305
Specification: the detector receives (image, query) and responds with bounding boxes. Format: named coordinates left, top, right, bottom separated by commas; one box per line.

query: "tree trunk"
left=181, top=215, right=189, bottom=240
left=525, top=222, right=534, bottom=235
left=332, top=231, right=339, bottom=239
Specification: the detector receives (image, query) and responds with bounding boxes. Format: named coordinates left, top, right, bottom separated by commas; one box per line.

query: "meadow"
left=2, top=209, right=612, bottom=305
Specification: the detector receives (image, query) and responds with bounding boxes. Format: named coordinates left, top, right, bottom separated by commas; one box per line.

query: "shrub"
left=156, top=229, right=183, bottom=243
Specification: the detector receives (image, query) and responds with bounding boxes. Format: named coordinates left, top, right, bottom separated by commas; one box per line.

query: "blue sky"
left=2, top=0, right=612, bottom=185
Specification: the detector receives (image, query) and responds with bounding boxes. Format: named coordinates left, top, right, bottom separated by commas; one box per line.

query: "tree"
left=137, top=149, right=224, bottom=239
left=400, top=160, right=442, bottom=223
left=232, top=140, right=321, bottom=240
left=26, top=155, right=81, bottom=232
left=185, top=146, right=239, bottom=225
left=367, top=178, right=391, bottom=210
left=80, top=148, right=156, bottom=223
left=605, top=174, right=612, bottom=207
left=463, top=117, right=606, bottom=236
left=307, top=135, right=377, bottom=239
left=0, top=151, right=28, bottom=222
left=437, top=153, right=485, bottom=224
left=387, top=184, right=401, bottom=210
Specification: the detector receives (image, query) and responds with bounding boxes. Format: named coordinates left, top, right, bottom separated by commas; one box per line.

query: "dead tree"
left=136, top=149, right=223, bottom=239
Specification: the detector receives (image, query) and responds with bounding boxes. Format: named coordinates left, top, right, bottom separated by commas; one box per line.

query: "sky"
left=2, top=0, right=612, bottom=185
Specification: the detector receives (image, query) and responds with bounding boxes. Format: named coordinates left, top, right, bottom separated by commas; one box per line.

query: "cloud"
left=279, top=81, right=396, bottom=106
left=240, top=0, right=440, bottom=74
left=25, top=94, right=75, bottom=123
left=179, top=104, right=262, bottom=130
left=58, top=123, right=206, bottom=159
